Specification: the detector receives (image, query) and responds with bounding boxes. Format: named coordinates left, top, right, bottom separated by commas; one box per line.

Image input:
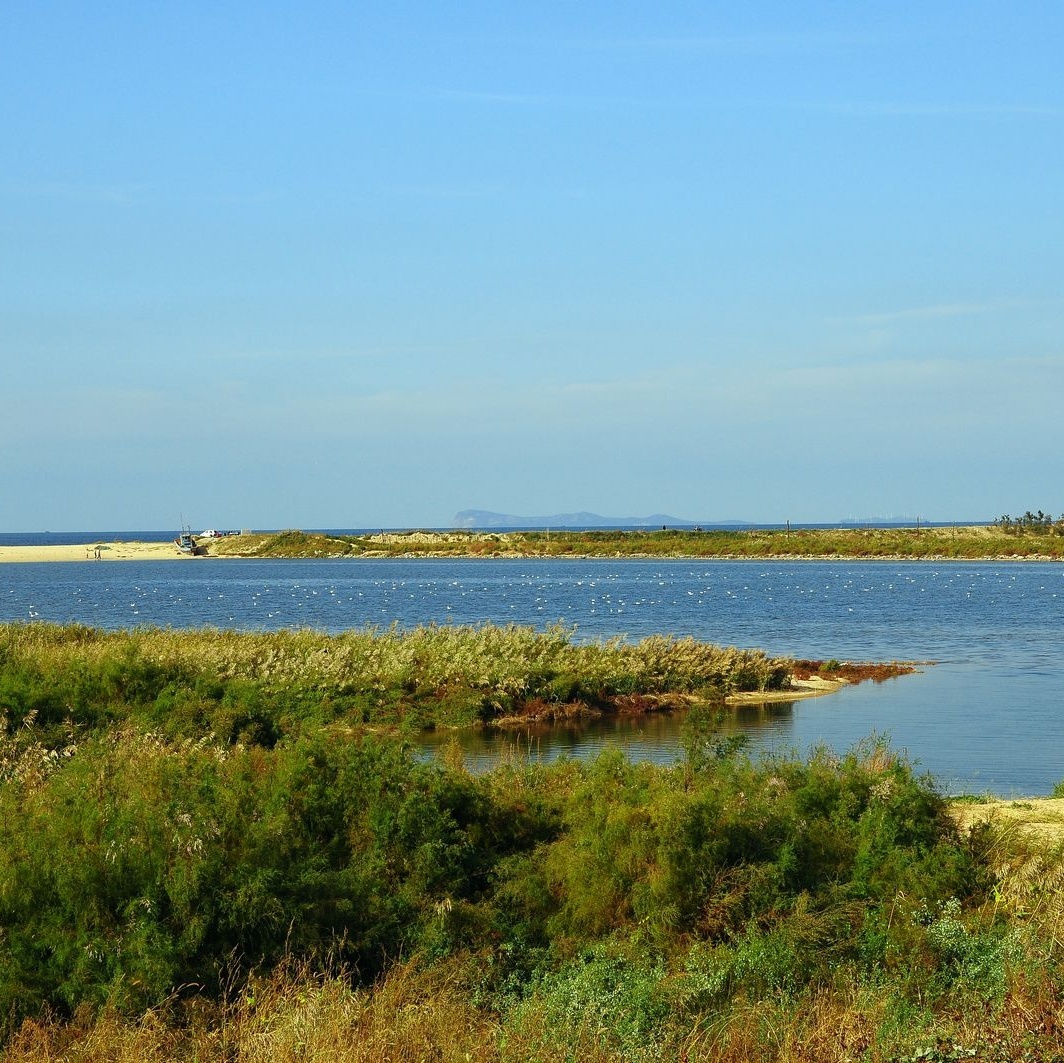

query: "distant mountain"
left=838, top=516, right=927, bottom=526
left=452, top=510, right=747, bottom=530
left=451, top=511, right=979, bottom=531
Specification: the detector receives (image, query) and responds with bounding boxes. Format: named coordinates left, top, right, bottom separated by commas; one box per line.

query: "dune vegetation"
left=1, top=623, right=1061, bottom=1060
left=208, top=520, right=1064, bottom=561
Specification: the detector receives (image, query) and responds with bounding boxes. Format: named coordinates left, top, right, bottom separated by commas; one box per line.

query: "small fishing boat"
left=174, top=526, right=207, bottom=556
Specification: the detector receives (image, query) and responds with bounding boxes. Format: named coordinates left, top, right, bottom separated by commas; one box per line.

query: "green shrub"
left=924, top=897, right=1025, bottom=1003
left=0, top=628, right=1013, bottom=1051
left=0, top=728, right=553, bottom=1035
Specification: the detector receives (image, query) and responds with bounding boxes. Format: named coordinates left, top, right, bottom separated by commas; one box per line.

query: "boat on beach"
left=174, top=526, right=207, bottom=556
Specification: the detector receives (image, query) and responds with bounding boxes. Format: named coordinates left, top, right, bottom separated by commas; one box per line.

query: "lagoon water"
left=2, top=556, right=1062, bottom=795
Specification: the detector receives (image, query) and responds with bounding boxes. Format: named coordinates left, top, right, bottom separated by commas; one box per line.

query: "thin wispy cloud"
left=10, top=181, right=152, bottom=205
left=396, top=82, right=1060, bottom=121
left=7, top=181, right=283, bottom=207
left=384, top=180, right=508, bottom=200
left=427, top=87, right=564, bottom=107
left=217, top=343, right=454, bottom=364
left=573, top=31, right=874, bottom=56
left=832, top=300, right=1028, bottom=327
left=419, top=85, right=632, bottom=112
left=787, top=100, right=1060, bottom=119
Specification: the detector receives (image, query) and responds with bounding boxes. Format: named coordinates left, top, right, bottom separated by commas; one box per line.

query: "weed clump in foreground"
left=2, top=710, right=1056, bottom=1061
left=0, top=622, right=1044, bottom=1060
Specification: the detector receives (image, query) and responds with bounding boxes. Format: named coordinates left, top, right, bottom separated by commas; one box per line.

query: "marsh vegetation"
left=0, top=622, right=797, bottom=743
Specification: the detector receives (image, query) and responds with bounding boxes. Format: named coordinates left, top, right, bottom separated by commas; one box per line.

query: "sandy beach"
left=0, top=541, right=193, bottom=563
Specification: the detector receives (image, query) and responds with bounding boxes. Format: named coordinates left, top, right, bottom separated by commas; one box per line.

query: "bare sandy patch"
left=726, top=674, right=848, bottom=704
left=0, top=541, right=194, bottom=563
left=951, top=797, right=1064, bottom=845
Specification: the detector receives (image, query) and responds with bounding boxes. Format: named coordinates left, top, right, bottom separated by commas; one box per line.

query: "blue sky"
left=2, top=2, right=1062, bottom=530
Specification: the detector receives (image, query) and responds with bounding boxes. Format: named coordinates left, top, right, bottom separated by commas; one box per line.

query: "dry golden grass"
left=4, top=960, right=499, bottom=1063
left=7, top=958, right=1064, bottom=1062
left=681, top=991, right=886, bottom=1062
left=950, top=797, right=1064, bottom=844
left=952, top=798, right=1064, bottom=958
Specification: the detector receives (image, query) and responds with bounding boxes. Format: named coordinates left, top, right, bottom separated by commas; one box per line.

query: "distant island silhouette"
left=452, top=510, right=747, bottom=530
left=450, top=510, right=943, bottom=530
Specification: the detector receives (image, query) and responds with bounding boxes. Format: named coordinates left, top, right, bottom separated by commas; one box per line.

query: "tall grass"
left=0, top=621, right=787, bottom=692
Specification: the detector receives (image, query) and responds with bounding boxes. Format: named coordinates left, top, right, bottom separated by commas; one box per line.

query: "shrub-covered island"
left=1, top=623, right=1060, bottom=1060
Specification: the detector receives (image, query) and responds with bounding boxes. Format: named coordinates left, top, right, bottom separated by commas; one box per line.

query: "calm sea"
left=1, top=555, right=1061, bottom=795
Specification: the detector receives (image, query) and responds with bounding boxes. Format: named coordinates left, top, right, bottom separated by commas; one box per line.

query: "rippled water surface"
left=2, top=557, right=1062, bottom=794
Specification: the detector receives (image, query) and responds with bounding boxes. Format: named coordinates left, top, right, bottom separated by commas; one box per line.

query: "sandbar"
left=725, top=674, right=848, bottom=703
left=0, top=541, right=191, bottom=563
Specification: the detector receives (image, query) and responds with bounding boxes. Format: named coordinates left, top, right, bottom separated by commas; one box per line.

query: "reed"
left=0, top=622, right=794, bottom=739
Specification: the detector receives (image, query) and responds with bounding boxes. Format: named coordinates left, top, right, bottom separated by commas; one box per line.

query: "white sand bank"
left=0, top=541, right=195, bottom=563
